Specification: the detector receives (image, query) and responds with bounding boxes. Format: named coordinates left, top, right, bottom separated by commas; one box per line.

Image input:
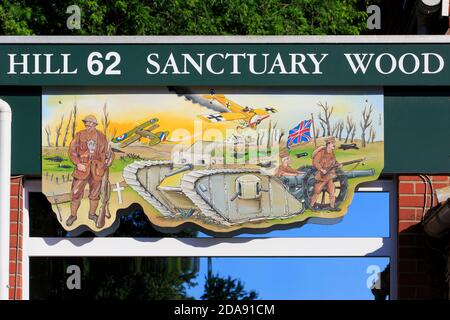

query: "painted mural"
left=42, top=87, right=384, bottom=235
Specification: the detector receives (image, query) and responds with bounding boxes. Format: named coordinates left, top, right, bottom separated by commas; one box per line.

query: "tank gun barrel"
left=344, top=169, right=375, bottom=179
left=164, top=164, right=193, bottom=178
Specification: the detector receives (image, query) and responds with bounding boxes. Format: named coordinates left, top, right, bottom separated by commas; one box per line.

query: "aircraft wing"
left=136, top=130, right=158, bottom=138
left=140, top=124, right=159, bottom=133
left=253, top=107, right=278, bottom=116
left=203, top=94, right=245, bottom=113
left=199, top=112, right=247, bottom=123
left=119, top=134, right=141, bottom=148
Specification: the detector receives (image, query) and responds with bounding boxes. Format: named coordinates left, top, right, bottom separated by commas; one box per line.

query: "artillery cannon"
left=279, top=158, right=375, bottom=211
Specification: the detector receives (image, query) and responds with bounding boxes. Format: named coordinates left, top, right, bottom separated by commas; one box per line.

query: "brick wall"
left=398, top=175, right=449, bottom=299
left=9, top=176, right=23, bottom=300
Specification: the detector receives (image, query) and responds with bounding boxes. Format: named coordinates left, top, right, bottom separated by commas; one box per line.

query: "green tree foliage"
left=90, top=257, right=199, bottom=300
left=31, top=257, right=200, bottom=300
left=0, top=0, right=369, bottom=35
left=202, top=274, right=258, bottom=300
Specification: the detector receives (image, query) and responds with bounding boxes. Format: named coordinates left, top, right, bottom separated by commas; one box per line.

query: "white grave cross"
left=113, top=182, right=124, bottom=204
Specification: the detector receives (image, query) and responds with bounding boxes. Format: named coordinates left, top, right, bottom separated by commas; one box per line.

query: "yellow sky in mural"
left=42, top=88, right=384, bottom=146
left=43, top=91, right=239, bottom=146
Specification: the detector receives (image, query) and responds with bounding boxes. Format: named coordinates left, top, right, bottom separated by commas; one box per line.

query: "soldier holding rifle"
left=310, top=136, right=342, bottom=211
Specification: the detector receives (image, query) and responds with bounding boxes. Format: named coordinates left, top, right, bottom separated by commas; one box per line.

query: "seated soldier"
left=275, top=150, right=302, bottom=177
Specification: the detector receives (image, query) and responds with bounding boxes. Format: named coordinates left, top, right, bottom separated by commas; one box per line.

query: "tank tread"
left=123, top=160, right=174, bottom=217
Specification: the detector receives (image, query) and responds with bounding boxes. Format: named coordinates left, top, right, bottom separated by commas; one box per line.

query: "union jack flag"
left=286, top=119, right=312, bottom=149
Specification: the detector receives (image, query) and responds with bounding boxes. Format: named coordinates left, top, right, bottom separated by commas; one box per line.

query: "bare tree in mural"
left=318, top=102, right=333, bottom=136
left=360, top=104, right=373, bottom=148
left=111, top=128, right=117, bottom=142
left=71, top=102, right=78, bottom=140
left=62, top=110, right=73, bottom=147
left=45, top=125, right=52, bottom=147
left=331, top=122, right=338, bottom=137
left=331, top=120, right=344, bottom=139
left=350, top=125, right=356, bottom=143
left=266, top=120, right=272, bottom=151
left=337, top=120, right=344, bottom=141
left=344, top=115, right=355, bottom=143
left=101, top=102, right=111, bottom=139
left=369, top=125, right=376, bottom=143
left=278, top=130, right=284, bottom=144
left=318, top=113, right=326, bottom=137
left=54, top=115, right=64, bottom=147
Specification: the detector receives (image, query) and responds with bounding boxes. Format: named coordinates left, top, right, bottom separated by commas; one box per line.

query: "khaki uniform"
left=275, top=164, right=299, bottom=177
left=311, top=146, right=338, bottom=208
left=312, top=146, right=338, bottom=181
left=68, top=129, right=108, bottom=216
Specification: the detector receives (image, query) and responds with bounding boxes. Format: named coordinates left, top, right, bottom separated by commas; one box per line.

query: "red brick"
left=415, top=184, right=450, bottom=205
left=431, top=183, right=450, bottom=189
left=399, top=208, right=417, bottom=221
left=414, top=183, right=428, bottom=194
left=9, top=235, right=23, bottom=248
left=399, top=221, right=420, bottom=232
left=9, top=261, right=22, bottom=275
left=398, top=223, right=422, bottom=235
left=10, top=183, right=21, bottom=196
left=398, top=286, right=417, bottom=299
left=399, top=182, right=415, bottom=194
left=399, top=176, right=422, bottom=181
left=10, top=177, right=22, bottom=184
left=10, top=197, right=18, bottom=210
left=399, top=195, right=428, bottom=207
left=9, top=222, right=21, bottom=236
left=430, top=176, right=449, bottom=182
left=8, top=288, right=15, bottom=300
left=10, top=211, right=18, bottom=222
left=399, top=261, right=417, bottom=273
left=15, top=290, right=22, bottom=300
left=9, top=275, right=22, bottom=288
left=9, top=248, right=22, bottom=261
left=8, top=287, right=21, bottom=300
left=414, top=208, right=427, bottom=221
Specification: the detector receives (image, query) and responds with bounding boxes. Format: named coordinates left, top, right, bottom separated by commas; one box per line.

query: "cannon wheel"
left=301, top=166, right=348, bottom=210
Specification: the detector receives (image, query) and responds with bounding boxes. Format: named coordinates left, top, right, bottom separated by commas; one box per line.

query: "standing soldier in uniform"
left=309, top=136, right=341, bottom=211
left=66, top=115, right=112, bottom=227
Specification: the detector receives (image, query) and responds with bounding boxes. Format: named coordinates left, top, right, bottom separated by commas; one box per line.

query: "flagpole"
left=311, top=113, right=317, bottom=148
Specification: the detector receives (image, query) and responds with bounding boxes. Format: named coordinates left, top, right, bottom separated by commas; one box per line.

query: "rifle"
left=96, top=145, right=114, bottom=228
left=315, top=158, right=365, bottom=181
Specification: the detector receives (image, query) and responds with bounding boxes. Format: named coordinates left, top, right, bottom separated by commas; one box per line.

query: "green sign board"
left=0, top=39, right=449, bottom=86
left=0, top=36, right=448, bottom=235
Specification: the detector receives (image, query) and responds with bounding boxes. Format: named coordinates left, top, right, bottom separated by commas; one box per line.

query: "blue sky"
left=187, top=257, right=390, bottom=300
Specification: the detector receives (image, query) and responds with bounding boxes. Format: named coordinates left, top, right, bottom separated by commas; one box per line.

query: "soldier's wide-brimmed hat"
left=324, top=136, right=336, bottom=144
left=82, top=115, right=98, bottom=125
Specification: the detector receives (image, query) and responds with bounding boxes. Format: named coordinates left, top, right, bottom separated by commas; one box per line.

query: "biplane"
left=199, top=90, right=277, bottom=129
left=111, top=118, right=169, bottom=148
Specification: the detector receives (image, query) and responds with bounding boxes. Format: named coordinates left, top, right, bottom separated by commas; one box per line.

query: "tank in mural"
left=41, top=87, right=384, bottom=235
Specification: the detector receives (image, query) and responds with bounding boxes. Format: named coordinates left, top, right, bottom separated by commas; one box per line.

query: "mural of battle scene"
left=42, top=87, right=384, bottom=235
